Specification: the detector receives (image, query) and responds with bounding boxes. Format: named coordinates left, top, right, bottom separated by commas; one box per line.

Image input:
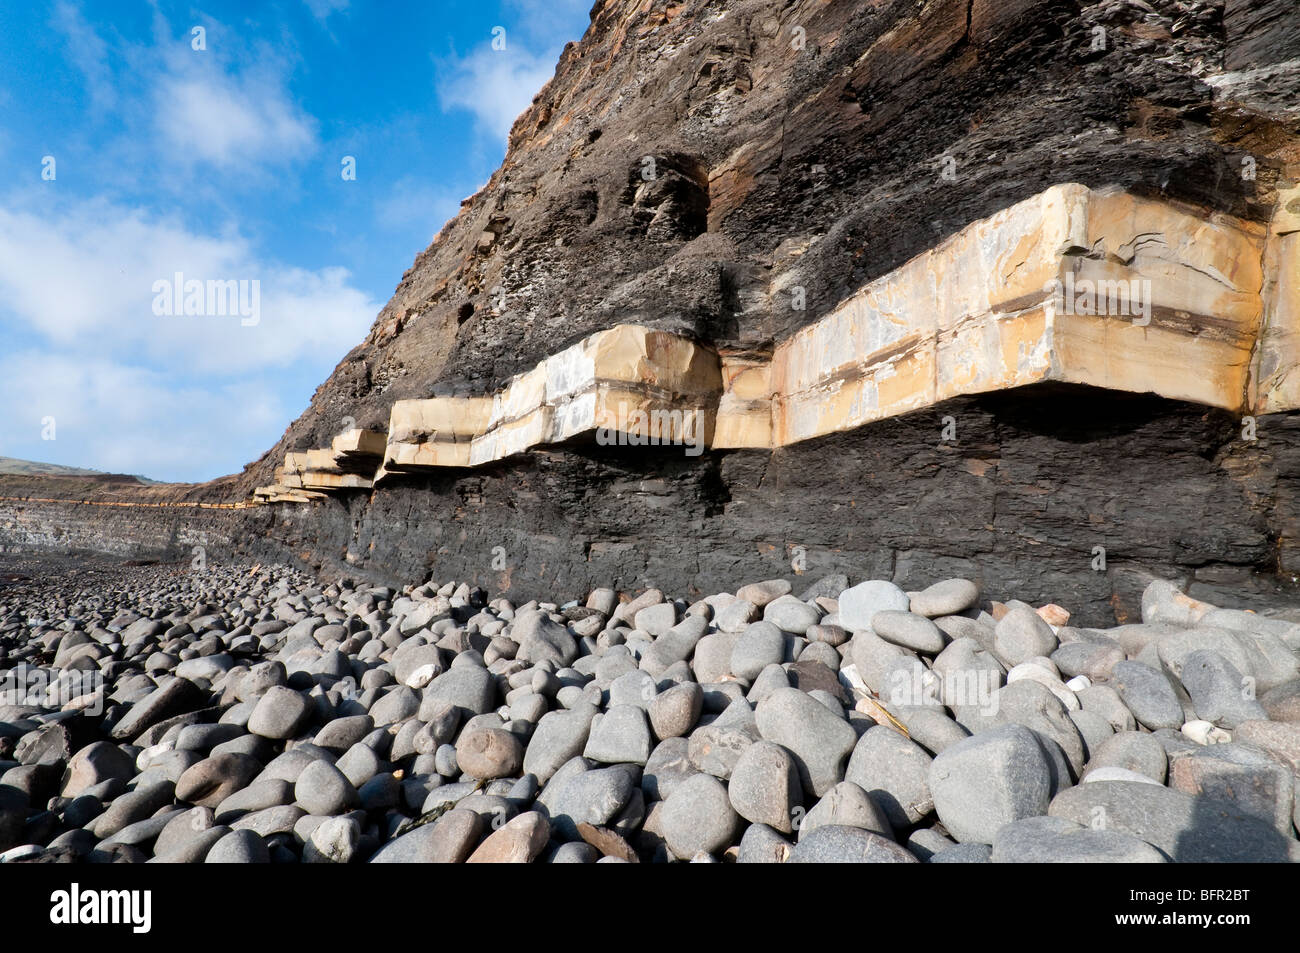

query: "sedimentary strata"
left=7, top=0, right=1300, bottom=623
left=259, top=182, right=1297, bottom=502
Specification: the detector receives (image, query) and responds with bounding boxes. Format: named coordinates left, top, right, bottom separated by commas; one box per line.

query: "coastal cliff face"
left=6, top=0, right=1300, bottom=623
left=252, top=0, right=1299, bottom=487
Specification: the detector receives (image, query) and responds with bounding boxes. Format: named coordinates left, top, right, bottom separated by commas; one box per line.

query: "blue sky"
left=0, top=0, right=592, bottom=482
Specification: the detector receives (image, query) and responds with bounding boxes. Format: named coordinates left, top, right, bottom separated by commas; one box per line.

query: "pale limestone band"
left=253, top=182, right=1299, bottom=503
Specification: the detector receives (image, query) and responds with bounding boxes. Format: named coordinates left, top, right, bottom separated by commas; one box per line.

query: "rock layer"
left=5, top=0, right=1300, bottom=625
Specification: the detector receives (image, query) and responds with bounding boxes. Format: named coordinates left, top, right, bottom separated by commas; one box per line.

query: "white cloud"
left=0, top=194, right=379, bottom=481
left=304, top=0, right=350, bottom=22
left=153, top=60, right=317, bottom=169
left=301, top=0, right=348, bottom=22
left=0, top=196, right=378, bottom=375
left=437, top=44, right=557, bottom=144
left=52, top=1, right=116, bottom=109
left=0, top=351, right=289, bottom=482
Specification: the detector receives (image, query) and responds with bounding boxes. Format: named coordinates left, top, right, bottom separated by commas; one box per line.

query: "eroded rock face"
left=250, top=0, right=1298, bottom=479
left=277, top=182, right=1288, bottom=493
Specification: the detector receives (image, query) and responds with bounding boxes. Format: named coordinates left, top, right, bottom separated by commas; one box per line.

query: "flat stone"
left=1109, top=661, right=1184, bottom=730
left=735, top=579, right=792, bottom=607
left=729, top=621, right=786, bottom=681
left=91, top=780, right=176, bottom=839
left=229, top=804, right=305, bottom=837
left=110, top=677, right=204, bottom=741
left=576, top=822, right=639, bottom=862
left=523, top=703, right=598, bottom=784
left=583, top=705, right=652, bottom=765
left=762, top=595, right=820, bottom=635
left=909, top=579, right=979, bottom=618
left=213, top=777, right=294, bottom=823
left=204, top=828, right=269, bottom=863
left=786, top=825, right=918, bottom=863
left=60, top=741, right=135, bottom=798
left=798, top=780, right=892, bottom=840
left=247, top=685, right=312, bottom=739
left=538, top=763, right=636, bottom=841
left=294, top=759, right=359, bottom=816
left=844, top=725, right=934, bottom=828
left=805, top=623, right=850, bottom=647
left=736, top=823, right=793, bottom=863
left=303, top=815, right=361, bottom=863
left=838, top=581, right=910, bottom=632
left=871, top=611, right=946, bottom=654
left=467, top=811, right=550, bottom=862
left=929, top=724, right=1053, bottom=844
left=648, top=682, right=703, bottom=739
left=369, top=809, right=484, bottom=863
left=1179, top=649, right=1268, bottom=728
left=756, top=688, right=857, bottom=797
left=1049, top=780, right=1300, bottom=862
left=514, top=610, right=579, bottom=667
left=456, top=726, right=525, bottom=780
left=1168, top=744, right=1295, bottom=834
left=727, top=740, right=801, bottom=833
left=1083, top=730, right=1167, bottom=783
left=1233, top=721, right=1300, bottom=772
left=313, top=714, right=375, bottom=752
left=991, top=607, right=1058, bottom=668
left=659, top=773, right=738, bottom=860
left=990, top=815, right=1166, bottom=863
left=175, top=753, right=262, bottom=808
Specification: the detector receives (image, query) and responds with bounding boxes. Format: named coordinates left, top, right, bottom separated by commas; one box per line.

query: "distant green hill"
left=0, top=456, right=156, bottom=484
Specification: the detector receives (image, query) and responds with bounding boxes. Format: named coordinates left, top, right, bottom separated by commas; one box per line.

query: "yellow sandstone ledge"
left=254, top=182, right=1298, bottom=501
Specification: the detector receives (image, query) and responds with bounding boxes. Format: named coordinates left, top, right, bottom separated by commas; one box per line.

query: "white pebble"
left=1182, top=720, right=1231, bottom=745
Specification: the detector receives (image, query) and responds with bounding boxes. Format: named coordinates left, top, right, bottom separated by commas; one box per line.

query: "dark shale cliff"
left=5, top=0, right=1300, bottom=624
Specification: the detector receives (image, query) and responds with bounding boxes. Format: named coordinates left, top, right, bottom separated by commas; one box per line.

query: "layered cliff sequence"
left=6, top=0, right=1300, bottom=623
left=5, top=0, right=1300, bottom=872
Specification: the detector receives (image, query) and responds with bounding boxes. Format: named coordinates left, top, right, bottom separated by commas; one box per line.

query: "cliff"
left=6, top=0, right=1300, bottom=624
